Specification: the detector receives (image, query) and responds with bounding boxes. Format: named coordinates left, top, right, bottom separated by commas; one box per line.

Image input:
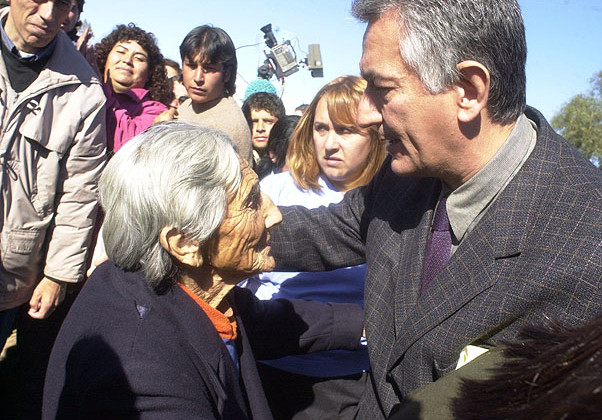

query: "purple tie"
left=420, top=196, right=451, bottom=293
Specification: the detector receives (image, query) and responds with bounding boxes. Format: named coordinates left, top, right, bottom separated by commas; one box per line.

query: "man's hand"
left=83, top=44, right=101, bottom=80
left=76, top=25, right=93, bottom=54
left=27, top=277, right=67, bottom=319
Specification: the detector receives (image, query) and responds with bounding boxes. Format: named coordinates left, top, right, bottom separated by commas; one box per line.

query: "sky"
left=82, top=0, right=602, bottom=121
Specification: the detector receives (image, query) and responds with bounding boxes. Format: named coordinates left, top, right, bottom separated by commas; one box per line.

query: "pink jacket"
left=104, top=85, right=167, bottom=152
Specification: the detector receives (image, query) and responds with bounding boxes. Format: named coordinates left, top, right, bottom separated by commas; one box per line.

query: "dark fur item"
left=454, top=316, right=602, bottom=420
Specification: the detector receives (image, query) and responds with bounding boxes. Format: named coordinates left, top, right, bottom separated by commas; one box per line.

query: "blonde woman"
left=245, top=75, right=386, bottom=419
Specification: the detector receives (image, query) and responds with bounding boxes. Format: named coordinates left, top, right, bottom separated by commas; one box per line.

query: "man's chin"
left=28, top=35, right=57, bottom=50
left=390, top=157, right=417, bottom=177
left=187, top=92, right=212, bottom=106
left=253, top=144, right=268, bottom=153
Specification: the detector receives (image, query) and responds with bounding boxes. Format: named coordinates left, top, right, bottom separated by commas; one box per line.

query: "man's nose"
left=357, top=92, right=383, bottom=128
left=193, top=67, right=205, bottom=83
left=261, top=192, right=282, bottom=229
left=38, top=1, right=57, bottom=23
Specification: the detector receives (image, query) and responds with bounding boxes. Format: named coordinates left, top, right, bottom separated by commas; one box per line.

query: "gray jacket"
left=0, top=12, right=107, bottom=310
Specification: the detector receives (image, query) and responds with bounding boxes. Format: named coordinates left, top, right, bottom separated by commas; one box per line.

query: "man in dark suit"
left=268, top=0, right=602, bottom=418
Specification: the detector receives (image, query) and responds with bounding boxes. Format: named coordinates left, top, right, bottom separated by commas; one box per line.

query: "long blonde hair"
left=287, top=75, right=386, bottom=192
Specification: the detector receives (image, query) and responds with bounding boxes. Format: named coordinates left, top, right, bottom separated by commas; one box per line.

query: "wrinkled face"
left=313, top=97, right=372, bottom=192
left=104, top=40, right=150, bottom=94
left=250, top=109, right=278, bottom=152
left=182, top=53, right=230, bottom=105
left=357, top=12, right=458, bottom=178
left=207, top=161, right=281, bottom=280
left=5, top=0, right=71, bottom=53
left=60, top=0, right=79, bottom=33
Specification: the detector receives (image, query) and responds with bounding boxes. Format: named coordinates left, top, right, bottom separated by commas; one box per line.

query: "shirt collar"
left=122, top=87, right=151, bottom=102
left=1, top=15, right=57, bottom=62
left=447, top=114, right=537, bottom=243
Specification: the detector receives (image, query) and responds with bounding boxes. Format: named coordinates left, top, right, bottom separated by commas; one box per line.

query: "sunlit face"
left=182, top=53, right=230, bottom=105
left=207, top=161, right=281, bottom=281
left=251, top=109, right=278, bottom=152
left=5, top=0, right=71, bottom=53
left=165, top=64, right=188, bottom=104
left=104, top=40, right=150, bottom=94
left=313, top=97, right=372, bottom=192
left=357, top=12, right=458, bottom=179
left=60, top=0, right=80, bottom=33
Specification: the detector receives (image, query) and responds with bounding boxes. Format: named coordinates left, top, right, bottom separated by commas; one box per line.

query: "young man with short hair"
left=177, top=25, right=252, bottom=163
left=242, top=92, right=286, bottom=172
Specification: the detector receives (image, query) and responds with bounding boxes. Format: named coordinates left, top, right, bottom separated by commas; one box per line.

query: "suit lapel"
left=386, top=137, right=550, bottom=373
left=387, top=211, right=500, bottom=373
left=393, top=198, right=433, bottom=335
left=362, top=174, right=438, bottom=351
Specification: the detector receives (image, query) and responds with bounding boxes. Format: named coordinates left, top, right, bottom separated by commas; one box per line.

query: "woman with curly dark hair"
left=94, top=23, right=173, bottom=152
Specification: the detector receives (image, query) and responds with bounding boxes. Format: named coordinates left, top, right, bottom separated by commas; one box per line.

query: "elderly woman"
left=42, top=122, right=364, bottom=419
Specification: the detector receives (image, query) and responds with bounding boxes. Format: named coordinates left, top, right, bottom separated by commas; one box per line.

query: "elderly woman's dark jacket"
left=42, top=261, right=364, bottom=419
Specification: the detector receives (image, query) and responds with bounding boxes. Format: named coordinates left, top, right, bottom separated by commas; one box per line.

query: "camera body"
left=258, top=24, right=323, bottom=80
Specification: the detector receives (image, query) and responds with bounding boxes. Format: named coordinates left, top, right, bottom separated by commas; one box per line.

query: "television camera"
left=257, top=24, right=323, bottom=81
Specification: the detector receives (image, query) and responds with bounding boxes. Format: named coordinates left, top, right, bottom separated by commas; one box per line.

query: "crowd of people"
left=0, top=0, right=601, bottom=419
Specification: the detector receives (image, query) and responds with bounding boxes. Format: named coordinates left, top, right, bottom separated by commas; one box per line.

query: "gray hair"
left=352, top=0, right=527, bottom=124
left=99, top=121, right=241, bottom=289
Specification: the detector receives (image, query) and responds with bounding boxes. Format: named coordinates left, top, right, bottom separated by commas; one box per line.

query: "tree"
left=551, top=71, right=602, bottom=168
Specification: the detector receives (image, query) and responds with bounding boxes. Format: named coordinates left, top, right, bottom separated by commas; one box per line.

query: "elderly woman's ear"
left=159, top=227, right=204, bottom=268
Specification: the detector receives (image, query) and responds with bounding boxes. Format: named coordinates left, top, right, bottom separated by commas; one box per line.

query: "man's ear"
left=223, top=65, right=231, bottom=84
left=159, top=227, right=204, bottom=267
left=454, top=60, right=490, bottom=123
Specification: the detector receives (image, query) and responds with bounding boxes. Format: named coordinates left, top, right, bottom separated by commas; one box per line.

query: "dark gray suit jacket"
left=270, top=107, right=602, bottom=418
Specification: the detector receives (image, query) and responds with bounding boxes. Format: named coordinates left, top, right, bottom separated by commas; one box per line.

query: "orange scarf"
left=179, top=284, right=237, bottom=340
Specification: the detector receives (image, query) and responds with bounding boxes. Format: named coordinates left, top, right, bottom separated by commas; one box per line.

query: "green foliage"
left=592, top=71, right=602, bottom=97
left=551, top=71, right=602, bottom=167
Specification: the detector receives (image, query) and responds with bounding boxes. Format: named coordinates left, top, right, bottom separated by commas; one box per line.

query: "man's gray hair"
left=99, top=121, right=241, bottom=289
left=352, top=0, right=526, bottom=124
